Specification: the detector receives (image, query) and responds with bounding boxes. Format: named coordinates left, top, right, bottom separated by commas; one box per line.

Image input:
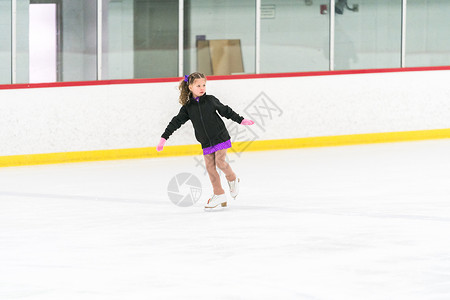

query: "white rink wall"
left=1, top=70, right=450, bottom=156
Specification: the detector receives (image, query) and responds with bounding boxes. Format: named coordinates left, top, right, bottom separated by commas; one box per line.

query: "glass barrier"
left=2, top=1, right=450, bottom=85
left=103, top=0, right=178, bottom=80
left=183, top=0, right=256, bottom=76
left=25, top=0, right=97, bottom=83
left=406, top=0, right=450, bottom=67
left=261, top=0, right=330, bottom=72
left=0, top=0, right=12, bottom=84
left=334, top=0, right=402, bottom=70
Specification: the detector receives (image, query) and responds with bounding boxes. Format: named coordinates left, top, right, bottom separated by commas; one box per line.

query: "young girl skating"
left=156, top=72, right=254, bottom=210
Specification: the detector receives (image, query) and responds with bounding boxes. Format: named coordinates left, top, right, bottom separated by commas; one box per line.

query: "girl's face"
left=189, top=78, right=206, bottom=98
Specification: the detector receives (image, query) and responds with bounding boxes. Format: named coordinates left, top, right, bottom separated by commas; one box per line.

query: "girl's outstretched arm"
left=212, top=96, right=244, bottom=124
left=160, top=106, right=190, bottom=142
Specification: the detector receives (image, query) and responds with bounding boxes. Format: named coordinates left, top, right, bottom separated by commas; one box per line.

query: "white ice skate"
left=204, top=194, right=227, bottom=210
left=227, top=178, right=240, bottom=199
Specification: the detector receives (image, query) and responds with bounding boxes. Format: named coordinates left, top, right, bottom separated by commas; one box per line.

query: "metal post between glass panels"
left=178, top=0, right=184, bottom=77
left=329, top=0, right=335, bottom=71
left=11, top=0, right=17, bottom=84
left=97, top=0, right=102, bottom=80
left=401, top=0, right=407, bottom=68
left=255, top=0, right=261, bottom=74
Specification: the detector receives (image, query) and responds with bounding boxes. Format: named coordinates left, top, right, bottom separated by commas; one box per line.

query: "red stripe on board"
left=0, top=77, right=181, bottom=90
left=208, top=66, right=450, bottom=81
left=1, top=66, right=450, bottom=90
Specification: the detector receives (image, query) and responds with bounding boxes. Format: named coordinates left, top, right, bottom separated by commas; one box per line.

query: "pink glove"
left=156, top=138, right=166, bottom=152
left=241, top=119, right=254, bottom=125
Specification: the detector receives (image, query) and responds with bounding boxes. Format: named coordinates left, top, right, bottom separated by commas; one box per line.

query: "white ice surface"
left=1, top=140, right=450, bottom=300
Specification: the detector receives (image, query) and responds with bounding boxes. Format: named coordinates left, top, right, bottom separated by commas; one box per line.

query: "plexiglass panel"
left=26, top=0, right=98, bottom=82
left=61, top=0, right=97, bottom=81
left=102, top=0, right=133, bottom=80
left=133, top=0, right=178, bottom=78
left=260, top=0, right=330, bottom=73
left=29, top=3, right=56, bottom=83
left=103, top=0, right=178, bottom=79
left=0, top=0, right=12, bottom=84
left=334, top=0, right=402, bottom=70
left=405, top=0, right=450, bottom=67
left=183, top=0, right=256, bottom=76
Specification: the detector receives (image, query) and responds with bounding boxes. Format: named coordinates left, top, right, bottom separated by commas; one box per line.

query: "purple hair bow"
left=184, top=75, right=189, bottom=82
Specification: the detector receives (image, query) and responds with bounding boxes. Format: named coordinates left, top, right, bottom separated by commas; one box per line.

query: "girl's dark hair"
left=178, top=72, right=206, bottom=105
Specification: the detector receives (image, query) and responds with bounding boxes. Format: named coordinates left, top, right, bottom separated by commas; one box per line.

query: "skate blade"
left=204, top=202, right=227, bottom=212
left=230, top=178, right=240, bottom=199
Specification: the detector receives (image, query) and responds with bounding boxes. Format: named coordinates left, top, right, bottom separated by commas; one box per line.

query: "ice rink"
left=1, top=139, right=450, bottom=300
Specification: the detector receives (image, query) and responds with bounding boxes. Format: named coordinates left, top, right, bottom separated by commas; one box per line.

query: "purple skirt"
left=203, top=140, right=232, bottom=155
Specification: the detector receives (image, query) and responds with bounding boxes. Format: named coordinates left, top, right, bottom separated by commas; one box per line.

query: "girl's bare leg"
left=214, top=149, right=236, bottom=182
left=203, top=153, right=225, bottom=195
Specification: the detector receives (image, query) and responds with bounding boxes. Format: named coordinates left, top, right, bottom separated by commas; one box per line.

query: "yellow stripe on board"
left=241, top=128, right=450, bottom=152
left=0, top=145, right=202, bottom=168
left=1, top=128, right=449, bottom=168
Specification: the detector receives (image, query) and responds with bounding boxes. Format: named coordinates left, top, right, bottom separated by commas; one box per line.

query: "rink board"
left=1, top=128, right=449, bottom=167
left=1, top=67, right=450, bottom=166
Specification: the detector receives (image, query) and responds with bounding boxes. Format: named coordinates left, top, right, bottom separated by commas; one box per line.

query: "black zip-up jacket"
left=161, top=94, right=244, bottom=149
